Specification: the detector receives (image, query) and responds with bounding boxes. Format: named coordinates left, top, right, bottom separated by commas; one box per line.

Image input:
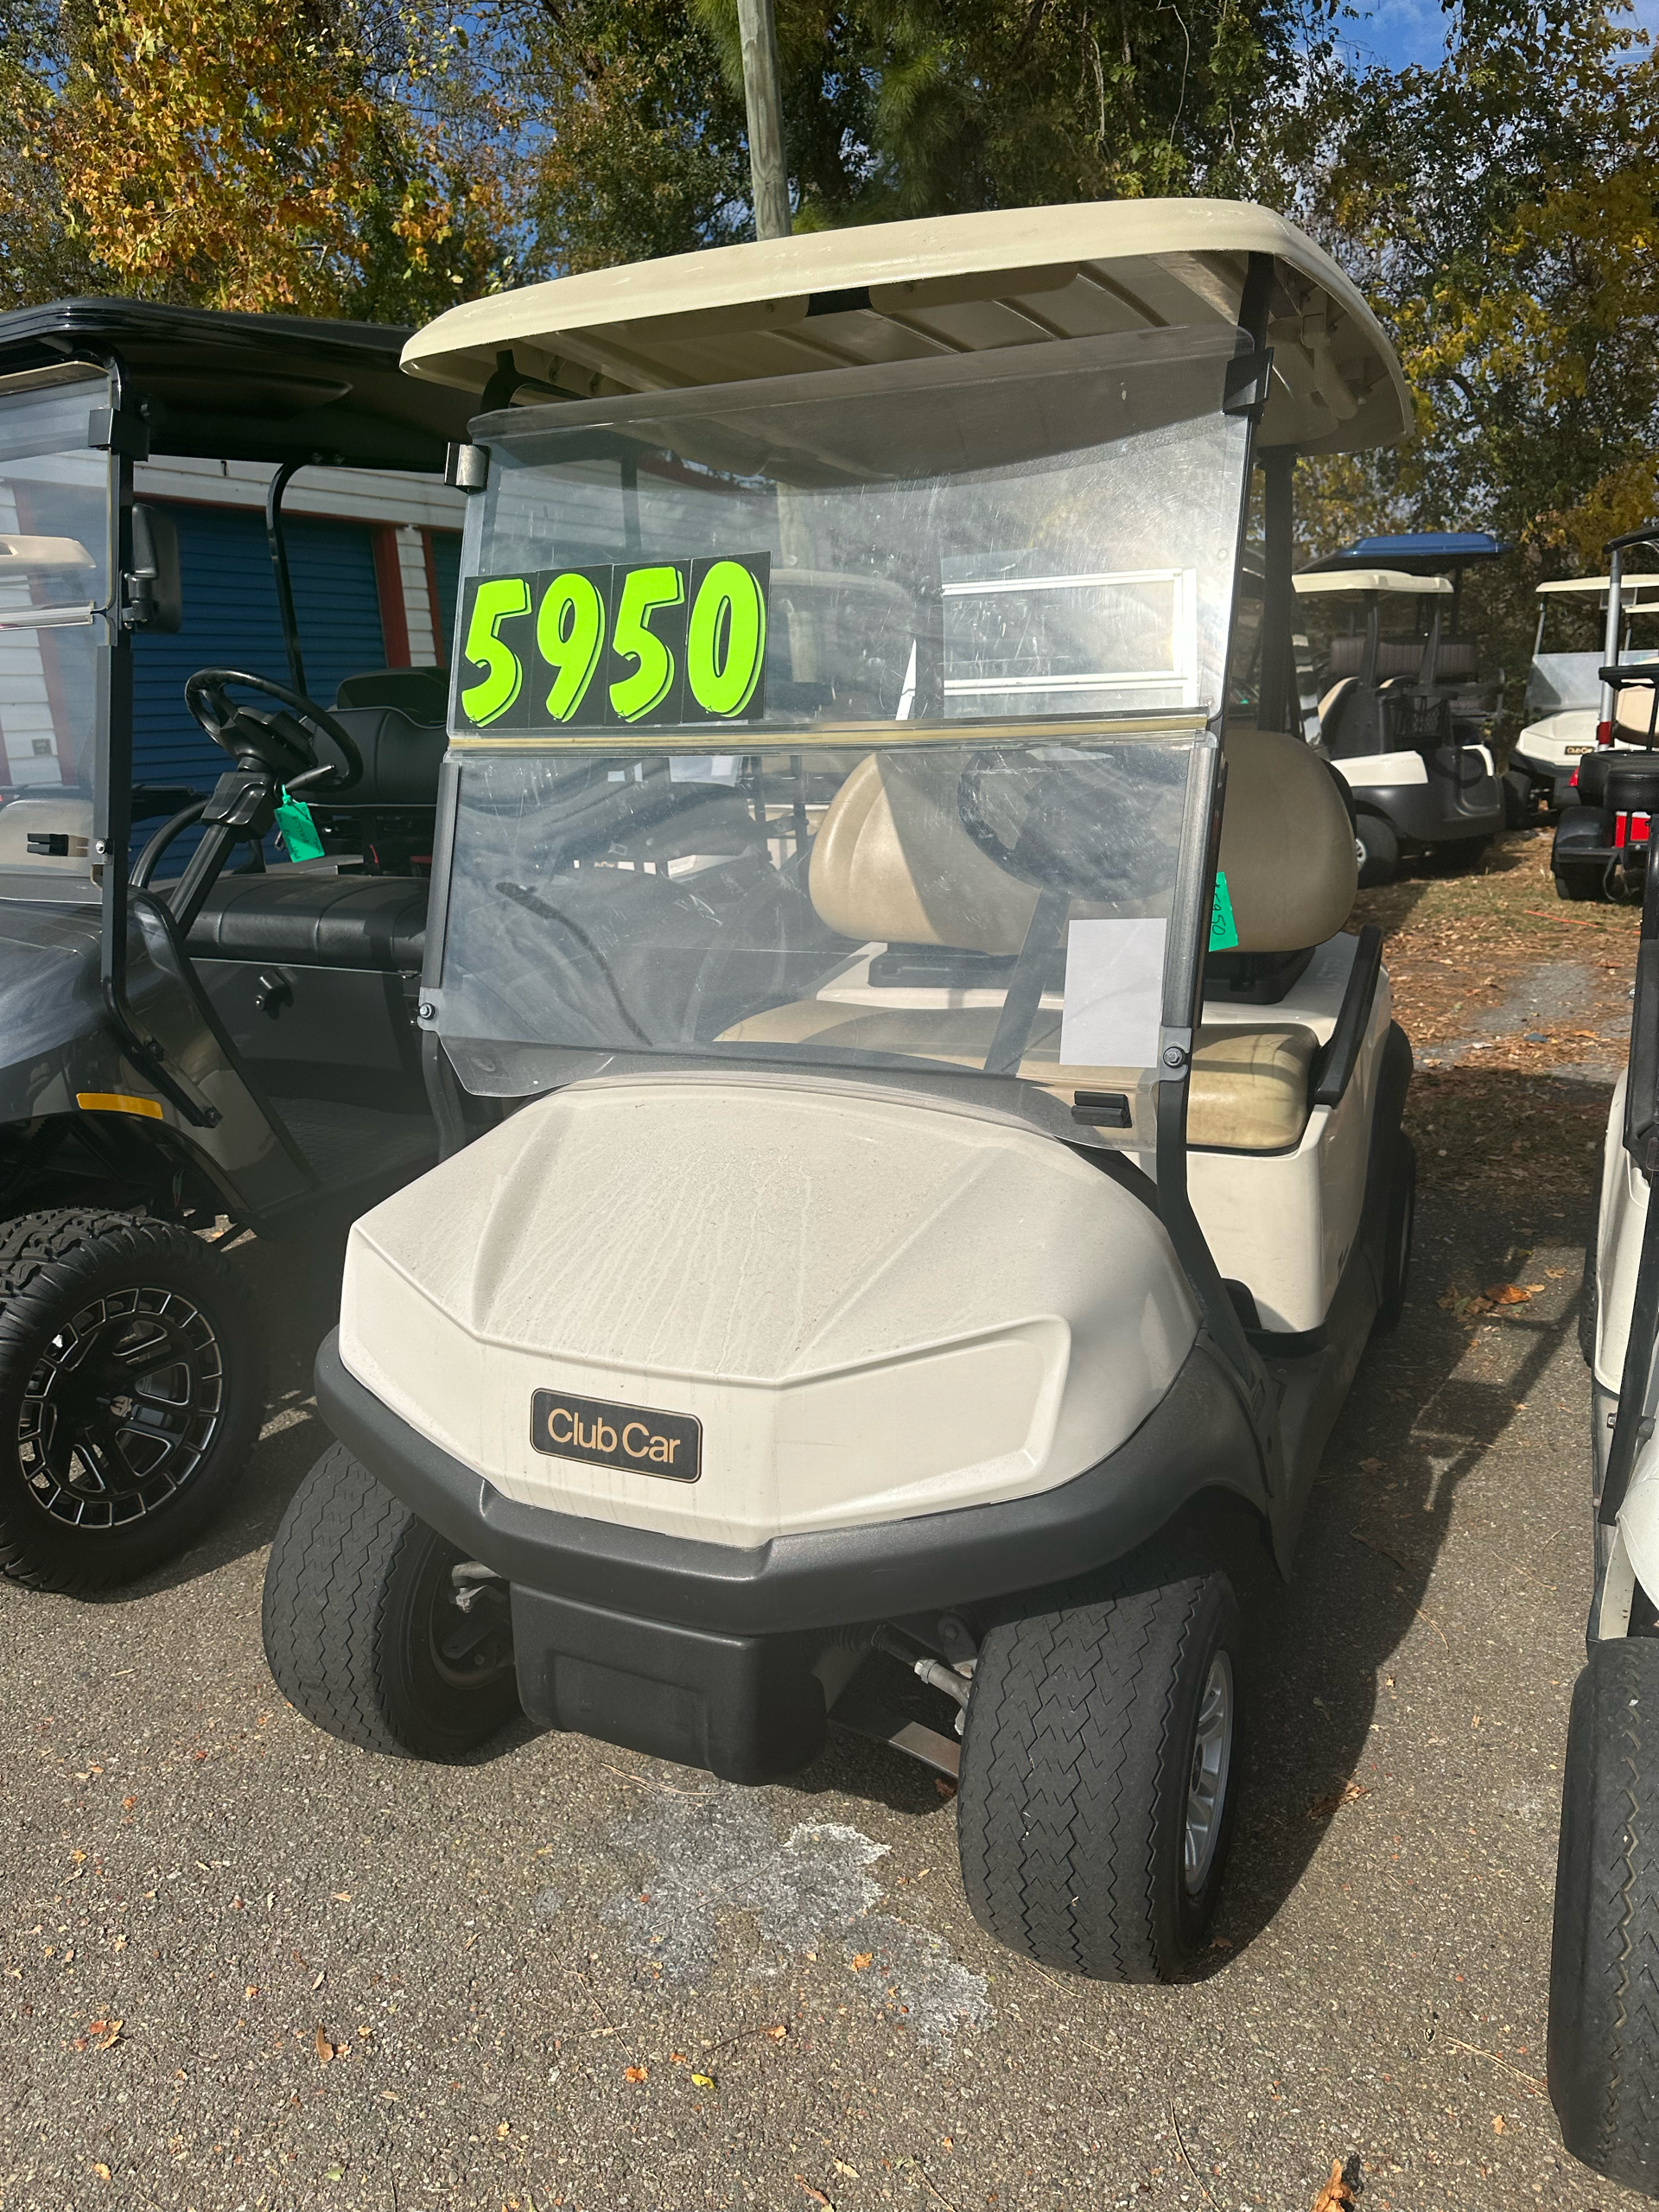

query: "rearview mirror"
left=130, top=505, right=182, bottom=632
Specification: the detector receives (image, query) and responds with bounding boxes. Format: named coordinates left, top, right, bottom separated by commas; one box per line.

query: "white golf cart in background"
left=261, top=203, right=1418, bottom=1982
left=1509, top=572, right=1659, bottom=822
left=1294, top=567, right=1505, bottom=885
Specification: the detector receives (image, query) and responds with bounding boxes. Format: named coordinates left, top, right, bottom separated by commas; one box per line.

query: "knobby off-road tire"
left=263, top=1442, right=519, bottom=1760
left=957, top=1566, right=1242, bottom=1981
left=1549, top=1637, right=1659, bottom=2190
left=0, top=1208, right=262, bottom=1592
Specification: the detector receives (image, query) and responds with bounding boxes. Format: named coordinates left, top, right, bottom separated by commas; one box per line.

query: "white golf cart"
left=1293, top=568, right=1505, bottom=885
left=1548, top=778, right=1659, bottom=2186
left=1507, top=575, right=1659, bottom=823
left=263, top=203, right=1417, bottom=1980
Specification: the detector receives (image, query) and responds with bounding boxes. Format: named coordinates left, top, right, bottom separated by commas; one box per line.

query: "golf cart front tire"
left=0, top=1208, right=262, bottom=1592
left=264, top=1444, right=520, bottom=1760
left=957, top=1563, right=1242, bottom=1981
left=1354, top=814, right=1398, bottom=888
left=1549, top=1637, right=1659, bottom=2190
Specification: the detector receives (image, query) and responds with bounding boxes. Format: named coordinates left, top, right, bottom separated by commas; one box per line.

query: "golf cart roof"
left=400, top=201, right=1411, bottom=457
left=1293, top=569, right=1454, bottom=598
left=0, top=297, right=474, bottom=470
left=1303, top=530, right=1510, bottom=574
left=1538, top=575, right=1659, bottom=602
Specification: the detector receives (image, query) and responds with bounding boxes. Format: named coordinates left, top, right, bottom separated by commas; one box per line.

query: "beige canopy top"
left=1293, top=569, right=1452, bottom=598
left=1538, top=575, right=1659, bottom=601
left=402, top=201, right=1410, bottom=458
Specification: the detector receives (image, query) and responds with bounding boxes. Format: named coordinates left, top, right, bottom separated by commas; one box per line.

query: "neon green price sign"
left=453, top=553, right=769, bottom=733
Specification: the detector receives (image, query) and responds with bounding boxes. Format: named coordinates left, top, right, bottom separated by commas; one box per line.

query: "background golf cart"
left=265, top=201, right=1420, bottom=1986
left=1292, top=554, right=1505, bottom=886
left=0, top=299, right=474, bottom=1594
left=1508, top=573, right=1659, bottom=822
left=1552, top=528, right=1659, bottom=906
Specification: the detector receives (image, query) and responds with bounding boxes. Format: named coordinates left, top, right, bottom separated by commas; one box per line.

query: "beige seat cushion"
left=1187, top=1024, right=1318, bottom=1152
left=719, top=999, right=1319, bottom=1154
left=1217, top=728, right=1356, bottom=951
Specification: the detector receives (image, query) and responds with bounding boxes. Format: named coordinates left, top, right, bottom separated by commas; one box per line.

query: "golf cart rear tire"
left=1548, top=1638, right=1659, bottom=2190
left=1355, top=814, right=1398, bottom=888
left=0, top=1209, right=261, bottom=1592
left=1556, top=864, right=1605, bottom=902
left=1503, top=768, right=1535, bottom=828
left=263, top=1443, right=519, bottom=1761
left=1374, top=1135, right=1416, bottom=1334
left=957, top=1564, right=1242, bottom=1981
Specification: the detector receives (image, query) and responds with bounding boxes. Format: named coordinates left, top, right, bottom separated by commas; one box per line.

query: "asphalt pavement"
left=0, top=1137, right=1638, bottom=2211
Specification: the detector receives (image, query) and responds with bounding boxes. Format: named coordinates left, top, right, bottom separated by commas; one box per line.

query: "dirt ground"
left=0, top=825, right=1649, bottom=2212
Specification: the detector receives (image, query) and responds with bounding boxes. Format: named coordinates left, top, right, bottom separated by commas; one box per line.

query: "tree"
left=0, top=0, right=512, bottom=319
left=1278, top=0, right=1659, bottom=664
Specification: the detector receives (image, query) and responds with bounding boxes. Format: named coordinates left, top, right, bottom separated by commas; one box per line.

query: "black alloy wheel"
left=0, top=1210, right=262, bottom=1591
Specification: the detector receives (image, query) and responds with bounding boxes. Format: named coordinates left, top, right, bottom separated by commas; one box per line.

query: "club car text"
left=531, top=1389, right=702, bottom=1482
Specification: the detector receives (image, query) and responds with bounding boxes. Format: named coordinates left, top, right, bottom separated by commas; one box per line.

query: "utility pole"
left=735, top=0, right=791, bottom=241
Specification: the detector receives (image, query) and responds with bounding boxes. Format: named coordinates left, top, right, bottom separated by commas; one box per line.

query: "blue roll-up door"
left=132, top=505, right=387, bottom=796
left=429, top=531, right=461, bottom=665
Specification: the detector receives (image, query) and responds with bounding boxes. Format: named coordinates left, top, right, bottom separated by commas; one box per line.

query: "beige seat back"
left=809, top=733, right=1356, bottom=958
left=808, top=751, right=1040, bottom=955
left=1217, top=728, right=1356, bottom=951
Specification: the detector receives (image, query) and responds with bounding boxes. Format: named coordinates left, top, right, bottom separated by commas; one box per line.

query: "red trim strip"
left=372, top=526, right=410, bottom=668
left=423, top=530, right=447, bottom=666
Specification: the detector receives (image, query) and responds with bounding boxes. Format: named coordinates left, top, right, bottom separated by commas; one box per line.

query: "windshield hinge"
left=1157, top=1025, right=1194, bottom=1079
left=87, top=404, right=150, bottom=461
left=1223, top=347, right=1274, bottom=423
left=445, top=442, right=488, bottom=493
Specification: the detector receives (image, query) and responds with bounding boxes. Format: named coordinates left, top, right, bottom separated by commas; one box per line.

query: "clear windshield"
left=0, top=368, right=113, bottom=796
left=437, top=734, right=1205, bottom=1124
left=450, top=326, right=1249, bottom=739
left=1531, top=596, right=1659, bottom=714
left=436, top=328, right=1247, bottom=1114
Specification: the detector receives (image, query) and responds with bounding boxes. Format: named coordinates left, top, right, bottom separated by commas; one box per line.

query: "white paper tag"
left=1058, top=918, right=1167, bottom=1069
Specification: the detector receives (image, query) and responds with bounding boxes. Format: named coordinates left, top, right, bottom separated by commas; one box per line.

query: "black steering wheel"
left=183, top=668, right=364, bottom=796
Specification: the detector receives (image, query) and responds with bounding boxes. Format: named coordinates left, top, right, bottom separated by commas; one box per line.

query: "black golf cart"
left=0, top=300, right=473, bottom=1592
left=1293, top=530, right=1509, bottom=885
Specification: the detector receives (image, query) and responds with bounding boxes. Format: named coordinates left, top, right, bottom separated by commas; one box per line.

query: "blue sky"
left=1338, top=0, right=1656, bottom=70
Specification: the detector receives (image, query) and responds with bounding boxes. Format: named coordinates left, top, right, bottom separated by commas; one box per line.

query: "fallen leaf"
left=120, top=1796, right=136, bottom=1811
left=1307, top=1780, right=1370, bottom=1821
left=933, top=1777, right=957, bottom=1799
left=1358, top=1457, right=1385, bottom=1472
left=1484, top=1281, right=1533, bottom=1305
left=92, top=2164, right=111, bottom=2183
left=245, top=1986, right=257, bottom=1999
left=623, top=2064, right=648, bottom=2083
left=670, top=2051, right=688, bottom=2064
left=92, top=2018, right=122, bottom=2051
left=1492, top=2113, right=1506, bottom=2133
left=690, top=2071, right=716, bottom=2088
left=314, top=2025, right=334, bottom=2066
left=835, top=2161, right=860, bottom=2179
left=331, top=1892, right=352, bottom=1903
left=849, top=1952, right=874, bottom=1972
left=496, top=2120, right=511, bottom=2139
left=795, top=2183, right=833, bottom=2209
left=1311, top=2158, right=1357, bottom=2211
left=766, top=2023, right=788, bottom=2040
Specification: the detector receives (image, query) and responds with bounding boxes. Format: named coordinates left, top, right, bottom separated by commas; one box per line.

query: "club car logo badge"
left=531, top=1389, right=702, bottom=1483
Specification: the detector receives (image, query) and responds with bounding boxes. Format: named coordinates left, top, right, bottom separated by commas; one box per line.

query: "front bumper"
left=315, top=1330, right=1263, bottom=1780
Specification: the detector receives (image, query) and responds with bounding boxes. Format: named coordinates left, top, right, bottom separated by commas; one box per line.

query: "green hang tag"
left=1209, top=868, right=1240, bottom=952
left=274, top=794, right=325, bottom=862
